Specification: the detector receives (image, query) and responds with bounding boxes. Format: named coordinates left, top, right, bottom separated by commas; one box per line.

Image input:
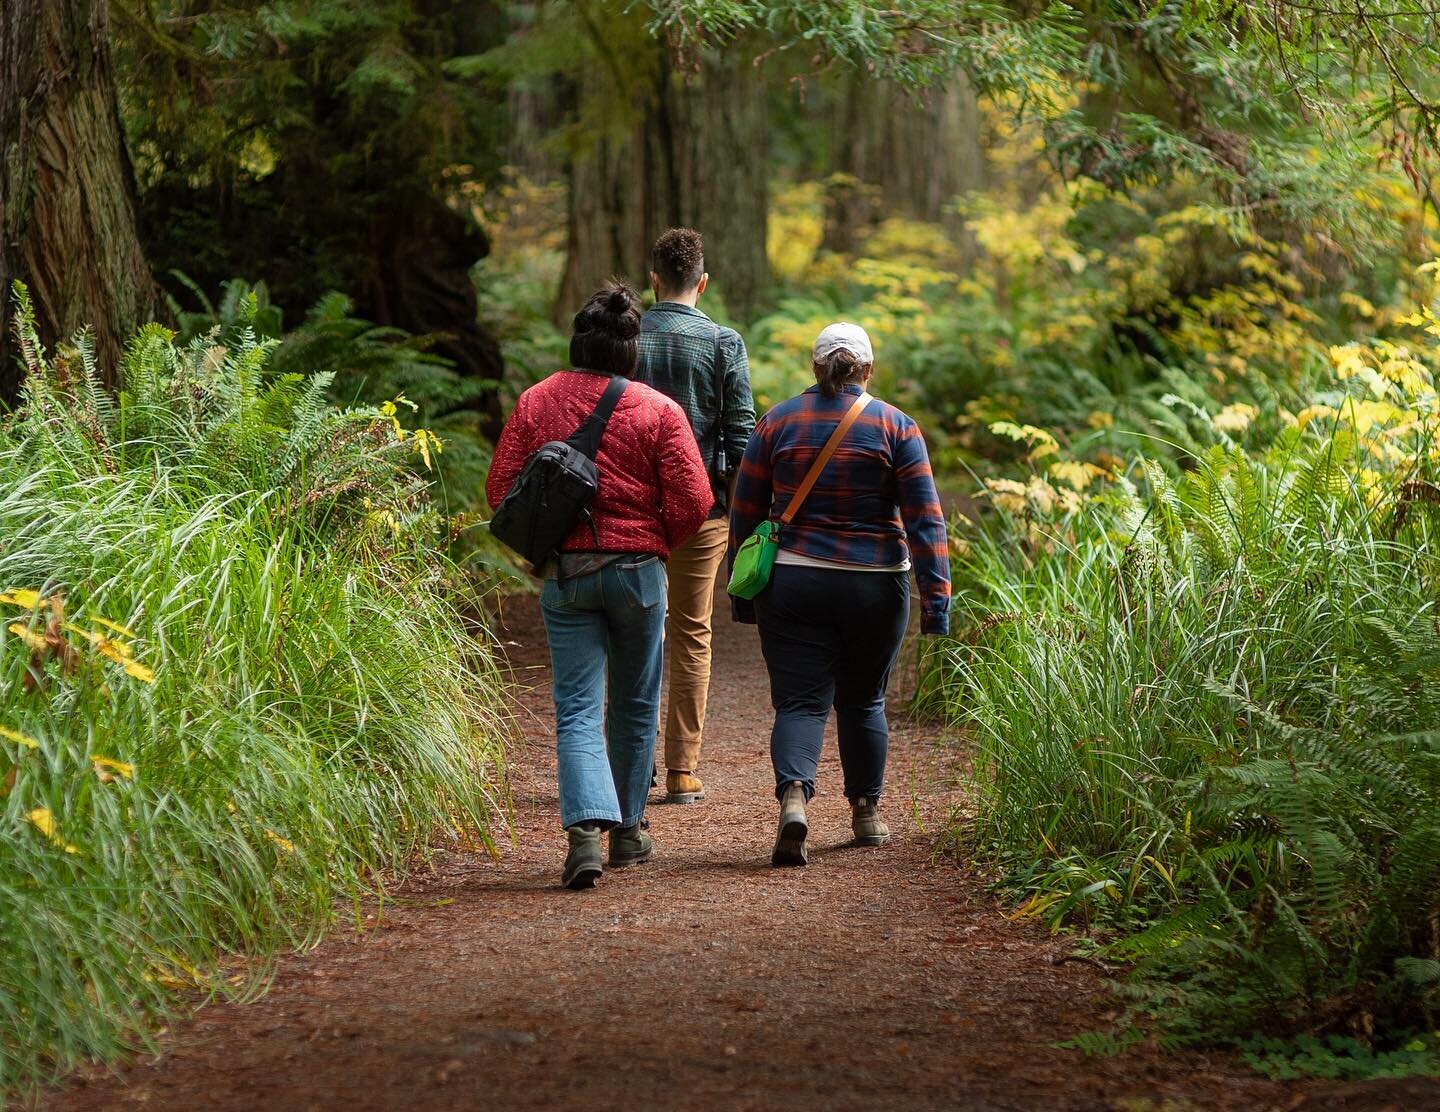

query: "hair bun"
left=603, top=287, right=633, bottom=314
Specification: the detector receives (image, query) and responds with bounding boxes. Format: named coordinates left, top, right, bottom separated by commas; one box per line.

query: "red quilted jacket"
left=486, top=370, right=714, bottom=558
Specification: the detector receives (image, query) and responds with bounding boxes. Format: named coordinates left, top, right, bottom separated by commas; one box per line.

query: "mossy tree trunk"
left=0, top=0, right=157, bottom=402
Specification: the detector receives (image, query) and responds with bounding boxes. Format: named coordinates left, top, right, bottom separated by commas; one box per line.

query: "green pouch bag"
left=727, top=519, right=780, bottom=600
left=725, top=388, right=872, bottom=602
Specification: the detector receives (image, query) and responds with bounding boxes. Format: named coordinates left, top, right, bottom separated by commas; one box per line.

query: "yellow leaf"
left=1048, top=460, right=1107, bottom=491
left=27, top=807, right=79, bottom=853
left=66, top=624, right=136, bottom=660
left=0, top=725, right=39, bottom=750
left=264, top=828, right=295, bottom=854
left=1295, top=404, right=1336, bottom=428
left=1212, top=403, right=1258, bottom=435
left=6, top=621, right=45, bottom=652
left=0, top=588, right=43, bottom=609
left=121, top=660, right=156, bottom=684
left=90, top=755, right=134, bottom=781
left=1085, top=411, right=1114, bottom=430
left=87, top=614, right=138, bottom=639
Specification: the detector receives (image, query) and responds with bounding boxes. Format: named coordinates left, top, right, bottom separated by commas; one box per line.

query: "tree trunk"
left=555, top=39, right=770, bottom=324
left=0, top=0, right=156, bottom=402
left=823, top=75, right=985, bottom=252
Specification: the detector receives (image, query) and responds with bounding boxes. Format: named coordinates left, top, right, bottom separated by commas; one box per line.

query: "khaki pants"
left=663, top=516, right=729, bottom=772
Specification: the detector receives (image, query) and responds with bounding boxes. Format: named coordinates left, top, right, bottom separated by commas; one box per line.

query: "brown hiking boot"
left=665, top=769, right=706, bottom=805
left=851, top=797, right=890, bottom=846
left=771, top=782, right=808, bottom=866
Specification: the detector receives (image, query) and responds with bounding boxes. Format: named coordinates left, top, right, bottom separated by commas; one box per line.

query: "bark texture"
left=0, top=0, right=156, bottom=402
left=823, top=76, right=985, bottom=254
left=556, top=43, right=769, bottom=324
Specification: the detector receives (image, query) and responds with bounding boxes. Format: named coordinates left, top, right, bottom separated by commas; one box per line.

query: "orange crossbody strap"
left=778, top=390, right=872, bottom=527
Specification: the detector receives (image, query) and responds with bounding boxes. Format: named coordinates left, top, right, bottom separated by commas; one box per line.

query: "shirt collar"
left=802, top=383, right=867, bottom=396
left=647, top=301, right=711, bottom=321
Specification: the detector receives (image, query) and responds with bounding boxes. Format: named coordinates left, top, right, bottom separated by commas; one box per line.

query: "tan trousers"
left=663, top=516, right=729, bottom=772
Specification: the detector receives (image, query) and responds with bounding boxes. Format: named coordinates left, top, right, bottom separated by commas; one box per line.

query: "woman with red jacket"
left=487, top=283, right=713, bottom=889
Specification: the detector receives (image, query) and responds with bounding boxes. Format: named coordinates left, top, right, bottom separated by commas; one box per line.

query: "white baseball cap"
left=812, top=322, right=874, bottom=365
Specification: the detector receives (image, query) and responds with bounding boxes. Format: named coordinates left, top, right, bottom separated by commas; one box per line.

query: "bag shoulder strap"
left=566, top=375, right=628, bottom=459
left=778, top=390, right=872, bottom=527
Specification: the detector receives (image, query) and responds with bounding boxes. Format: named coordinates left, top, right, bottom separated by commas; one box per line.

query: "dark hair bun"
left=569, top=280, right=642, bottom=375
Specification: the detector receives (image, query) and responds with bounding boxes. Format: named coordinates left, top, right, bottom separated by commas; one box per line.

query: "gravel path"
left=44, top=587, right=1420, bottom=1111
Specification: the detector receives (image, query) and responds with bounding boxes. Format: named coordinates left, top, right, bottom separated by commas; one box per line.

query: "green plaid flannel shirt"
left=635, top=302, right=756, bottom=511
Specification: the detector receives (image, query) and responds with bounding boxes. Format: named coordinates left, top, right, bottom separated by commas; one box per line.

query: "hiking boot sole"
left=562, top=863, right=602, bottom=890
left=771, top=818, right=808, bottom=867
left=607, top=846, right=653, bottom=868
left=663, top=789, right=705, bottom=804
left=853, top=831, right=890, bottom=847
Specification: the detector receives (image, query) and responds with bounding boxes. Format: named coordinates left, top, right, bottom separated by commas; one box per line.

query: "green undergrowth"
left=926, top=319, right=1440, bottom=1053
left=0, top=288, right=508, bottom=1096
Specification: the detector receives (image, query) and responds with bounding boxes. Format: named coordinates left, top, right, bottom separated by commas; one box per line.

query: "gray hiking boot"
left=608, top=821, right=653, bottom=867
left=851, top=796, right=890, bottom=846
left=771, top=782, right=809, bottom=867
left=561, top=825, right=603, bottom=889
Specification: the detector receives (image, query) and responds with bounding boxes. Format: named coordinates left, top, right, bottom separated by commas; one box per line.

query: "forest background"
left=2, top=0, right=1439, bottom=1097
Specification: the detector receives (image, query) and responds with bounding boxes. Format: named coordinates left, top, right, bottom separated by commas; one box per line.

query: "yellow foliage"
left=1, top=725, right=39, bottom=750
left=27, top=808, right=79, bottom=854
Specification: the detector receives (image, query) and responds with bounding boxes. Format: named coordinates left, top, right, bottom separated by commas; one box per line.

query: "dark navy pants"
left=754, top=563, right=910, bottom=802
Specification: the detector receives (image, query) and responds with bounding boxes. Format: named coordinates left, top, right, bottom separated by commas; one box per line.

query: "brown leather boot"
left=665, top=769, right=706, bottom=805
left=771, top=782, right=808, bottom=866
left=851, top=796, right=890, bottom=846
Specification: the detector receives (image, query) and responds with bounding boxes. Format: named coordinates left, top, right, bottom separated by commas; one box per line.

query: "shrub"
left=0, top=287, right=507, bottom=1093
left=932, top=300, right=1440, bottom=1045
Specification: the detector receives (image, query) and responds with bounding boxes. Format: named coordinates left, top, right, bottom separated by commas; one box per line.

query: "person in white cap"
left=728, top=322, right=952, bottom=866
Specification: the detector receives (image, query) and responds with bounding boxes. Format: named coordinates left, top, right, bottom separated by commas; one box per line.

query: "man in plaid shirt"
left=635, top=228, right=756, bottom=804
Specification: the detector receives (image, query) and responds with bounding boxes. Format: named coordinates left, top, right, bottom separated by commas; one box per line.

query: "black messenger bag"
left=489, top=375, right=628, bottom=569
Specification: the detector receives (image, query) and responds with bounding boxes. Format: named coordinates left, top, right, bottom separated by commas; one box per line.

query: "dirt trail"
left=44, top=589, right=1412, bottom=1111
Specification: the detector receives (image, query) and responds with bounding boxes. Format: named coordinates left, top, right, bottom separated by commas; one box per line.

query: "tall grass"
left=0, top=289, right=507, bottom=1094
left=931, top=420, right=1440, bottom=1043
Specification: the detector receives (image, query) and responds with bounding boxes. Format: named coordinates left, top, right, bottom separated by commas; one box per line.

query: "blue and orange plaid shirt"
left=729, top=383, right=951, bottom=634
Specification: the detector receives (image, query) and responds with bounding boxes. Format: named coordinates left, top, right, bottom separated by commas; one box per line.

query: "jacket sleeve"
left=726, top=413, right=774, bottom=625
left=893, top=418, right=952, bottom=635
left=656, top=401, right=714, bottom=548
left=720, top=330, right=757, bottom=472
left=485, top=392, right=535, bottom=510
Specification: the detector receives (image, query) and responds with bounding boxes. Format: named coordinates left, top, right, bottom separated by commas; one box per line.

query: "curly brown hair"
left=651, top=227, right=705, bottom=293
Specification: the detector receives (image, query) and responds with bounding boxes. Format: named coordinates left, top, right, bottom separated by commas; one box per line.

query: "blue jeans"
left=540, top=556, right=667, bottom=829
left=755, top=564, right=910, bottom=802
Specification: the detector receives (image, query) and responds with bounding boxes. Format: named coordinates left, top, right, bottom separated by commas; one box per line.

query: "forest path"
left=47, top=588, right=1361, bottom=1111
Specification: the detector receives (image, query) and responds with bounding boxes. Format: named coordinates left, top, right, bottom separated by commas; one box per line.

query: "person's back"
left=728, top=322, right=949, bottom=867
left=487, top=369, right=710, bottom=559
left=485, top=282, right=712, bottom=890
left=632, top=228, right=756, bottom=804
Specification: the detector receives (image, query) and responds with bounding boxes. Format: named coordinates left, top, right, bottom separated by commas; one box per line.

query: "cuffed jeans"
left=662, top=517, right=729, bottom=772
left=755, top=564, right=910, bottom=802
left=540, top=556, right=667, bottom=829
